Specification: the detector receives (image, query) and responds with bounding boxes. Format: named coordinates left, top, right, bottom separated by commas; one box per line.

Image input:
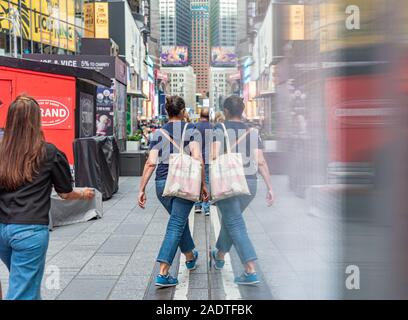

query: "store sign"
left=23, top=54, right=127, bottom=85
left=156, top=70, right=168, bottom=81
left=0, top=0, right=77, bottom=52
left=37, top=99, right=71, bottom=129
left=95, top=2, right=109, bottom=39
left=288, top=5, right=305, bottom=40
left=79, top=92, right=95, bottom=138
left=84, top=2, right=109, bottom=39
left=84, top=3, right=95, bottom=38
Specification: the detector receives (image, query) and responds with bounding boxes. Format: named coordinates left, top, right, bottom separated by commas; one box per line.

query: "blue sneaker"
left=155, top=274, right=179, bottom=287
left=234, top=272, right=260, bottom=286
left=185, top=250, right=199, bottom=271
left=212, top=250, right=225, bottom=270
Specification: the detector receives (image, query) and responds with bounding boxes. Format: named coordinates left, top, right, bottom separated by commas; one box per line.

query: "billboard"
left=211, top=47, right=238, bottom=67
left=161, top=46, right=189, bottom=66
left=0, top=0, right=78, bottom=52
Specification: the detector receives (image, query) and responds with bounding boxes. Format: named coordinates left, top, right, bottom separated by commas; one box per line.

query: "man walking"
left=194, top=108, right=212, bottom=216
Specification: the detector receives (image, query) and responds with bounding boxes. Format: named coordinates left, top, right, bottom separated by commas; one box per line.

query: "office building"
left=191, top=0, right=210, bottom=97
left=161, top=66, right=197, bottom=109
left=210, top=0, right=238, bottom=47
left=159, top=0, right=192, bottom=48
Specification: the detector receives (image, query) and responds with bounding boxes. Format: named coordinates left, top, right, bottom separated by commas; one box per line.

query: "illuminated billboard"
left=211, top=47, right=238, bottom=67
left=161, top=46, right=189, bottom=66
left=0, top=0, right=79, bottom=52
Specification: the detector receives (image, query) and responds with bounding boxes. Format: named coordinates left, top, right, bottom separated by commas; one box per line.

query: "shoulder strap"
left=230, top=128, right=254, bottom=151
left=159, top=129, right=181, bottom=152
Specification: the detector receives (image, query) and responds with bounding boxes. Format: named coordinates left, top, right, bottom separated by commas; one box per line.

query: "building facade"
left=0, top=0, right=87, bottom=56
left=161, top=66, right=197, bottom=110
left=209, top=67, right=238, bottom=111
left=210, top=0, right=238, bottom=47
left=191, top=0, right=210, bottom=97
left=159, top=0, right=191, bottom=49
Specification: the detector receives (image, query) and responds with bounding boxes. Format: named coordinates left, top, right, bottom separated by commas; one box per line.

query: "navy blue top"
left=149, top=121, right=200, bottom=181
left=194, top=121, right=213, bottom=165
left=214, top=121, right=263, bottom=180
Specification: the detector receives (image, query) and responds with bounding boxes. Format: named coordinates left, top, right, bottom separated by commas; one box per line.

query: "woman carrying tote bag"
left=211, top=95, right=275, bottom=286
left=138, top=96, right=209, bottom=288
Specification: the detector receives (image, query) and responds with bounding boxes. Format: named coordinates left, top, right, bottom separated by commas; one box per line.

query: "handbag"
left=162, top=124, right=202, bottom=202
left=210, top=123, right=251, bottom=202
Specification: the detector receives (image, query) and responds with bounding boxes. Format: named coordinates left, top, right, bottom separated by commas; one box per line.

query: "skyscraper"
left=191, top=0, right=210, bottom=97
left=159, top=0, right=192, bottom=49
left=210, top=0, right=238, bottom=47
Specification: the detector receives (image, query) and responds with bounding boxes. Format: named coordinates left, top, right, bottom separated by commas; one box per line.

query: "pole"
left=0, top=15, right=17, bottom=58
left=13, top=21, right=17, bottom=58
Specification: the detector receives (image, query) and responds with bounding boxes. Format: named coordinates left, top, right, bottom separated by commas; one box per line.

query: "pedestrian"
left=212, top=95, right=275, bottom=285
left=138, top=96, right=209, bottom=287
left=194, top=108, right=213, bottom=216
left=0, top=95, right=95, bottom=300
left=214, top=111, right=225, bottom=124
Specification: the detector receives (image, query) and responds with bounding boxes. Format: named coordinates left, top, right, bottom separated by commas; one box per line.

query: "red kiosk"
left=0, top=56, right=112, bottom=164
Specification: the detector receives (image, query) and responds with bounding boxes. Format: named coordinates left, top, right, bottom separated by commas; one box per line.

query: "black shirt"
left=0, top=143, right=73, bottom=225
left=214, top=121, right=264, bottom=180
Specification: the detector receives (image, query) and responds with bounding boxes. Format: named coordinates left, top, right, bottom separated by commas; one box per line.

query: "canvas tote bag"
left=162, top=124, right=202, bottom=202
left=210, top=123, right=251, bottom=202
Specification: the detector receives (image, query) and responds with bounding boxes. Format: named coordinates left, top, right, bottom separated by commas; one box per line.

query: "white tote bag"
left=210, top=123, right=251, bottom=202
left=162, top=124, right=202, bottom=202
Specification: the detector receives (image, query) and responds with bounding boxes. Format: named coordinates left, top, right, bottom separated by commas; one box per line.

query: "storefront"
left=23, top=53, right=128, bottom=151
left=0, top=0, right=87, bottom=56
left=0, top=56, right=111, bottom=164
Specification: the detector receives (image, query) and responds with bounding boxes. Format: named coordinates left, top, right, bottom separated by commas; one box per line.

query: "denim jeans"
left=156, top=180, right=196, bottom=266
left=195, top=165, right=210, bottom=212
left=215, top=179, right=258, bottom=264
left=0, top=223, right=49, bottom=300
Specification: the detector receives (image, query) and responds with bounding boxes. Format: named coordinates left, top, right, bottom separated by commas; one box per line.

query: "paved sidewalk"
left=0, top=175, right=342, bottom=300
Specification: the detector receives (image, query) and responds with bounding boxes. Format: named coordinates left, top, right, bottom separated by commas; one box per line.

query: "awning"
left=0, top=56, right=112, bottom=88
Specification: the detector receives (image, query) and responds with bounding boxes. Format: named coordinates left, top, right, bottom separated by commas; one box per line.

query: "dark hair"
left=0, top=94, right=46, bottom=191
left=223, top=95, right=245, bottom=118
left=165, top=96, right=186, bottom=118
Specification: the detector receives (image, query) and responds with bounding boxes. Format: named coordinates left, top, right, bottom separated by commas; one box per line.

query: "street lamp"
left=0, top=7, right=19, bottom=58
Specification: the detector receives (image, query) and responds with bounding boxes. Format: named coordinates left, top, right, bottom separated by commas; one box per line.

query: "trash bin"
left=74, top=136, right=120, bottom=200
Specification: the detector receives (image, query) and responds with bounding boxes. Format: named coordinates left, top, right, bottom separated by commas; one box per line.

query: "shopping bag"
left=162, top=124, right=202, bottom=202
left=210, top=123, right=251, bottom=202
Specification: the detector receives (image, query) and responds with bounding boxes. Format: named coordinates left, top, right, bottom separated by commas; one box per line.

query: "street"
left=0, top=175, right=341, bottom=300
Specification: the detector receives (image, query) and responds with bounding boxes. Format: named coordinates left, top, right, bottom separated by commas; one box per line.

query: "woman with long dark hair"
left=138, top=96, right=208, bottom=287
left=0, top=95, right=95, bottom=300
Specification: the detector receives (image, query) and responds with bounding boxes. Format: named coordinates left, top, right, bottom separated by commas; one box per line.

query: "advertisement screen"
left=211, top=47, right=238, bottom=67
left=96, top=87, right=114, bottom=137
left=161, top=46, right=189, bottom=66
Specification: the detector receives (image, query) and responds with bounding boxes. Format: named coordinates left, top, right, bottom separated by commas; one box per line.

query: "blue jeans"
left=215, top=179, right=258, bottom=264
left=156, top=180, right=196, bottom=266
left=0, top=224, right=49, bottom=300
left=195, top=165, right=210, bottom=212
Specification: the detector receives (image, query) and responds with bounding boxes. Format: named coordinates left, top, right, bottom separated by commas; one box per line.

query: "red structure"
left=0, top=57, right=111, bottom=164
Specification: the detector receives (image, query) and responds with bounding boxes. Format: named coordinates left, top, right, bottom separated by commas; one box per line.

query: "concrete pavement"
left=0, top=175, right=343, bottom=300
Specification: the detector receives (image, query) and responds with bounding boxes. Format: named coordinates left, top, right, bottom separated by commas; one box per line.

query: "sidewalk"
left=0, top=175, right=341, bottom=300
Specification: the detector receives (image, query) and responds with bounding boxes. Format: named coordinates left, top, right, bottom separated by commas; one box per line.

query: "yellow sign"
left=0, top=0, right=77, bottom=52
left=83, top=2, right=109, bottom=39
left=95, top=2, right=109, bottom=39
left=84, top=3, right=95, bottom=38
left=288, top=5, right=305, bottom=40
